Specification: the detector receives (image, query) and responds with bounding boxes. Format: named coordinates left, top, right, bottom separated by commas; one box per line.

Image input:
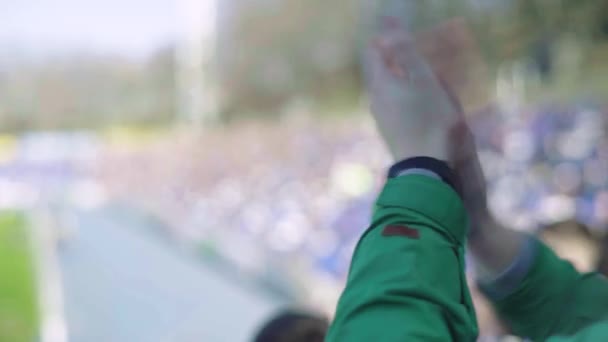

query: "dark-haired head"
left=253, top=310, right=329, bottom=342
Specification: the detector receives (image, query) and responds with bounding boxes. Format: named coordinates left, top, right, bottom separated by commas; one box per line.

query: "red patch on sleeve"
left=382, top=225, right=420, bottom=239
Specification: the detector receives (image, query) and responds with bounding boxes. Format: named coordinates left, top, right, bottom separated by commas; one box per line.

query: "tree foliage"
left=0, top=49, right=175, bottom=132
left=217, top=0, right=361, bottom=118
left=2, top=0, right=608, bottom=130
left=217, top=0, right=608, bottom=117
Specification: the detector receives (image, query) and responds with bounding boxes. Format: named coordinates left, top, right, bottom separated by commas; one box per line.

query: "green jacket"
left=327, top=174, right=608, bottom=341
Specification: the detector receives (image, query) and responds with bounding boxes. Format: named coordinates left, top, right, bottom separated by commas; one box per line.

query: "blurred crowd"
left=97, top=114, right=388, bottom=303
left=475, top=103, right=608, bottom=233
left=97, top=101, right=608, bottom=338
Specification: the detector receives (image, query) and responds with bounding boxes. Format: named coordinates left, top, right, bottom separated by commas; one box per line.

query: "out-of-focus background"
left=3, top=0, right=608, bottom=341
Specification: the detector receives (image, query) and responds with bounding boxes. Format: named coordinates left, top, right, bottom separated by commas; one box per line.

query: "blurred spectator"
left=253, top=309, right=328, bottom=342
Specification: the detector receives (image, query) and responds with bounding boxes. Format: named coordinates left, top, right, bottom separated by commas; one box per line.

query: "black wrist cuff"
left=388, top=156, right=462, bottom=196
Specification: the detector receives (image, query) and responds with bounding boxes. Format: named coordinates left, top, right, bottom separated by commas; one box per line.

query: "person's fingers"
left=365, top=37, right=412, bottom=101
left=364, top=40, right=392, bottom=94
left=373, top=16, right=417, bottom=78
left=376, top=39, right=407, bottom=78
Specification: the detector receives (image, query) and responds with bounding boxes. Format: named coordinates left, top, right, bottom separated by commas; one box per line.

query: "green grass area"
left=0, top=212, right=38, bottom=342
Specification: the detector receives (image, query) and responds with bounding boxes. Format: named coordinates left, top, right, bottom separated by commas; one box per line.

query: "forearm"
left=327, top=159, right=478, bottom=341
left=468, top=213, right=608, bottom=340
left=327, top=200, right=467, bottom=341
left=467, top=211, right=528, bottom=280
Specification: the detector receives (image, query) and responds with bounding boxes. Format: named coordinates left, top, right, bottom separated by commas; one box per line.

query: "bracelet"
left=388, top=156, right=462, bottom=196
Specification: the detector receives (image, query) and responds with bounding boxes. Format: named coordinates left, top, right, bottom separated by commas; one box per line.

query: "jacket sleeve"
left=483, top=238, right=608, bottom=341
left=326, top=175, right=478, bottom=341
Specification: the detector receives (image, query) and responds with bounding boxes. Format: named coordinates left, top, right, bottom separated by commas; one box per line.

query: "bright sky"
left=2, top=0, right=221, bottom=59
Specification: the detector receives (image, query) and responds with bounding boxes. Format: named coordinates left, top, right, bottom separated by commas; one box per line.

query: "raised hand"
left=364, top=15, right=489, bottom=233
left=364, top=16, right=467, bottom=167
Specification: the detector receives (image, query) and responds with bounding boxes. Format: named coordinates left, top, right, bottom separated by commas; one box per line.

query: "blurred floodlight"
left=330, top=162, right=374, bottom=198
